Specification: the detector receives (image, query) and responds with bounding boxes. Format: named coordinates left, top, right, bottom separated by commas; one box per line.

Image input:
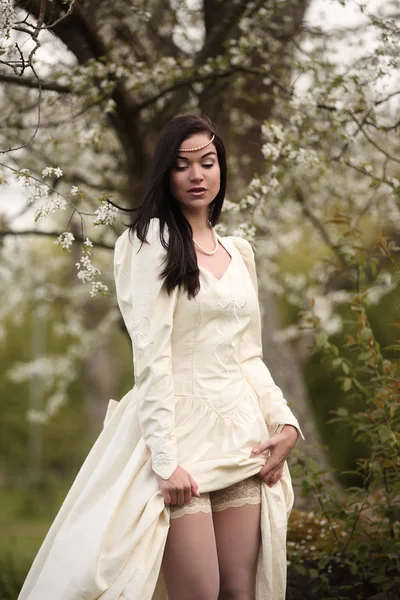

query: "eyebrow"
left=176, top=151, right=217, bottom=161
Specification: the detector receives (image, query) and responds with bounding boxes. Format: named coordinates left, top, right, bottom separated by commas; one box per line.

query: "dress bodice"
left=171, top=235, right=258, bottom=403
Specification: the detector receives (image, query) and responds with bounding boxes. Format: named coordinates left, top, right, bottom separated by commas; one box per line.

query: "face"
left=169, top=132, right=221, bottom=216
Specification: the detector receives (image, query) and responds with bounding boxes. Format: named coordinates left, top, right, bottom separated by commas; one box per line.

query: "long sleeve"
left=232, top=236, right=305, bottom=440
left=114, top=218, right=179, bottom=479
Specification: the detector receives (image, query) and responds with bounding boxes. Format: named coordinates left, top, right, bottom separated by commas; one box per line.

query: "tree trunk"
left=83, top=341, right=117, bottom=433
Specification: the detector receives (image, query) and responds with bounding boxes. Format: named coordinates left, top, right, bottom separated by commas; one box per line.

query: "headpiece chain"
left=178, top=134, right=215, bottom=152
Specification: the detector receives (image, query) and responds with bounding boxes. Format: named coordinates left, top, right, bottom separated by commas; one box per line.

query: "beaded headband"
left=178, top=134, right=215, bottom=152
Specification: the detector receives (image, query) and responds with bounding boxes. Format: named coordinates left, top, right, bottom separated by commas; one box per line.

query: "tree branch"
left=0, top=229, right=113, bottom=250
left=350, top=114, right=400, bottom=165
left=294, top=187, right=343, bottom=262
left=0, top=72, right=72, bottom=93
left=133, top=65, right=287, bottom=113
left=1, top=64, right=43, bottom=155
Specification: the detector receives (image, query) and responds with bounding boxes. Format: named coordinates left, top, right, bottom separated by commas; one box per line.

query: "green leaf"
left=358, top=351, right=373, bottom=360
left=316, top=332, right=328, bottom=347
left=294, top=564, right=306, bottom=576
left=360, top=327, right=373, bottom=341
left=318, top=556, right=331, bottom=569
left=343, top=378, right=352, bottom=392
left=370, top=575, right=390, bottom=583
left=342, top=362, right=350, bottom=374
left=353, top=379, right=368, bottom=394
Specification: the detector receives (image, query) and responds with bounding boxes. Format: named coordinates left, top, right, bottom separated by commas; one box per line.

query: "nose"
left=189, top=164, right=204, bottom=182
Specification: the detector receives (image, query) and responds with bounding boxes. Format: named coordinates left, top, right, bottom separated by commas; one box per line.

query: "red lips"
left=188, top=187, right=207, bottom=192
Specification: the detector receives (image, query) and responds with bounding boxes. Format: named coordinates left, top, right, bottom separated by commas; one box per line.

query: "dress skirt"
left=18, top=384, right=294, bottom=600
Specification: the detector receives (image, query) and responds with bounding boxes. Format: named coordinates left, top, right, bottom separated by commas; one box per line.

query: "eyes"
left=174, top=163, right=215, bottom=172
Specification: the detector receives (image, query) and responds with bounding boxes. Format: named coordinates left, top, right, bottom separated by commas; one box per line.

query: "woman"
left=18, top=115, right=303, bottom=600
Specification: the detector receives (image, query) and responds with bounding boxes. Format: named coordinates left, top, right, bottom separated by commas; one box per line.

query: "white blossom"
left=232, top=222, right=256, bottom=243
left=47, top=391, right=68, bottom=416
left=35, top=196, right=68, bottom=221
left=71, top=186, right=80, bottom=196
left=78, top=127, right=102, bottom=148
left=75, top=249, right=101, bottom=283
left=9, top=356, right=72, bottom=387
left=214, top=223, right=227, bottom=236
left=42, top=166, right=63, bottom=179
left=93, top=201, right=119, bottom=227
left=26, top=409, right=49, bottom=425
left=104, top=98, right=117, bottom=114
left=221, top=198, right=240, bottom=213
left=90, top=281, right=109, bottom=297
left=28, top=183, right=50, bottom=204
left=53, top=231, right=75, bottom=250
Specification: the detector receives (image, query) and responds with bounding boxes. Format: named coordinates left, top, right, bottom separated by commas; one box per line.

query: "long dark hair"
left=129, top=114, right=227, bottom=299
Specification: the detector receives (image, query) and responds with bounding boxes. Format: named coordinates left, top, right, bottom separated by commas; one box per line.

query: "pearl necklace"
left=193, top=223, right=219, bottom=256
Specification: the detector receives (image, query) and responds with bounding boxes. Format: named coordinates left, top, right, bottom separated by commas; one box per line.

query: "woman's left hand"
left=251, top=425, right=299, bottom=487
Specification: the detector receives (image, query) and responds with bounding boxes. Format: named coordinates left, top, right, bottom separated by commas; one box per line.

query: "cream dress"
left=18, top=217, right=304, bottom=600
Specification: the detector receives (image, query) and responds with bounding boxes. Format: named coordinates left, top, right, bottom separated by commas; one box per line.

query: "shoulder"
left=114, top=218, right=168, bottom=260
left=224, top=235, right=255, bottom=263
left=114, top=217, right=163, bottom=250
left=114, top=218, right=167, bottom=276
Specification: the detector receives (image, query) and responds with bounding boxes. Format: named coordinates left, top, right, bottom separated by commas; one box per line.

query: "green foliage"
left=0, top=310, right=92, bottom=482
left=0, top=552, right=29, bottom=600
left=289, top=218, right=400, bottom=598
left=0, top=480, right=75, bottom=600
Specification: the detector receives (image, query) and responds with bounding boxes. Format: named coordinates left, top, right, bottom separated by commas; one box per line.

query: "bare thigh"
left=162, top=511, right=220, bottom=600
left=213, top=503, right=261, bottom=600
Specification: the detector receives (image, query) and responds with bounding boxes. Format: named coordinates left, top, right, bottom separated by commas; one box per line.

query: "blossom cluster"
left=34, top=197, right=68, bottom=222
left=261, top=120, right=321, bottom=170
left=15, top=167, right=68, bottom=221
left=75, top=243, right=109, bottom=298
left=54, top=231, right=75, bottom=250
left=93, top=200, right=119, bottom=227
left=11, top=167, right=111, bottom=297
left=42, top=167, right=63, bottom=179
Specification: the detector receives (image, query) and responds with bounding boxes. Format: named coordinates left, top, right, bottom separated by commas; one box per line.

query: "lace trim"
left=170, top=495, right=211, bottom=520
left=211, top=476, right=261, bottom=510
left=212, top=496, right=261, bottom=513
left=168, top=477, right=261, bottom=518
left=151, top=437, right=177, bottom=469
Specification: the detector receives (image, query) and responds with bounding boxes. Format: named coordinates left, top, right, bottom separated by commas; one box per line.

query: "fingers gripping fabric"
left=169, top=476, right=261, bottom=520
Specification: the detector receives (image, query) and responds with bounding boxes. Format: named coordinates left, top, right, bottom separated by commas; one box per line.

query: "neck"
left=182, top=210, right=212, bottom=238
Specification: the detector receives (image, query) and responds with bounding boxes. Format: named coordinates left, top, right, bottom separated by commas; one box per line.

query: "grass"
left=0, top=480, right=73, bottom=595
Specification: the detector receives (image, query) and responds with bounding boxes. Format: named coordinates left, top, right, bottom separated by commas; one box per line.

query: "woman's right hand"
left=155, top=465, right=200, bottom=507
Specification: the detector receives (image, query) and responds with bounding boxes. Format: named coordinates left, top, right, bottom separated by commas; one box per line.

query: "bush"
left=289, top=224, right=400, bottom=599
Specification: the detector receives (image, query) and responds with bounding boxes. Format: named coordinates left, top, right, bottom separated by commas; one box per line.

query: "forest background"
left=0, top=0, right=399, bottom=598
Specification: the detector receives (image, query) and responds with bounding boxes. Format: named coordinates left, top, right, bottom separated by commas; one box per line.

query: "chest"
left=173, top=241, right=257, bottom=340
left=196, top=239, right=232, bottom=281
